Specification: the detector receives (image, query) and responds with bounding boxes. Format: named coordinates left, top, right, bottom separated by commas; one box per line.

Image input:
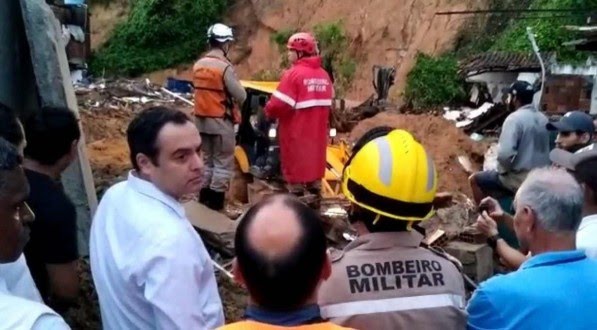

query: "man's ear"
left=232, top=258, right=246, bottom=287
left=321, top=252, right=332, bottom=281
left=136, top=153, right=153, bottom=174
left=69, top=140, right=79, bottom=158
left=522, top=206, right=536, bottom=234
left=580, top=133, right=591, bottom=144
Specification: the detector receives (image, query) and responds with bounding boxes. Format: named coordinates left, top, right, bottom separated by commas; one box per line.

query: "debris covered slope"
left=349, top=112, right=486, bottom=195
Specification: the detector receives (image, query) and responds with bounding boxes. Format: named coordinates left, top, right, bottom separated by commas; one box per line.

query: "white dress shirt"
left=0, top=277, right=69, bottom=330
left=577, top=214, right=597, bottom=259
left=0, top=253, right=43, bottom=302
left=89, top=172, right=224, bottom=330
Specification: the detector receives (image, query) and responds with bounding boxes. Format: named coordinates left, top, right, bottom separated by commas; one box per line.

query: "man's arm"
left=265, top=71, right=297, bottom=120
left=497, top=116, right=521, bottom=172
left=495, top=238, right=527, bottom=270
left=477, top=211, right=527, bottom=270
left=142, top=237, right=224, bottom=330
left=223, top=66, right=247, bottom=104
left=46, top=262, right=79, bottom=302
left=40, top=204, right=80, bottom=304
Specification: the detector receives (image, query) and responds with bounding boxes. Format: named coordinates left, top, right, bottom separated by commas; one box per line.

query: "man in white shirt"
left=550, top=143, right=597, bottom=258
left=0, top=137, right=70, bottom=329
left=90, top=106, right=224, bottom=329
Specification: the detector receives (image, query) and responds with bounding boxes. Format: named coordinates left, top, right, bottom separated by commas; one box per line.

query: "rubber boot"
left=199, top=188, right=213, bottom=208
left=210, top=191, right=226, bottom=212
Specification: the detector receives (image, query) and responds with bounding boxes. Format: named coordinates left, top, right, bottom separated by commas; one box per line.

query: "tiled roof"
left=460, top=52, right=556, bottom=75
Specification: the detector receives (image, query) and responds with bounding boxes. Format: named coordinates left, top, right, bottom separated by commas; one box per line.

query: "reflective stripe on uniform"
left=295, top=99, right=332, bottom=109
left=273, top=91, right=297, bottom=107
left=320, top=293, right=466, bottom=318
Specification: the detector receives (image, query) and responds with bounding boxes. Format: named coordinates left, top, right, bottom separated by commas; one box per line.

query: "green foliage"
left=454, top=0, right=533, bottom=58
left=491, top=0, right=595, bottom=63
left=313, top=21, right=355, bottom=96
left=89, top=0, right=228, bottom=76
left=405, top=53, right=466, bottom=110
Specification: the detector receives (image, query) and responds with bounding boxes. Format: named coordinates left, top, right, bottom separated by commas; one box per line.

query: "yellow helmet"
left=342, top=129, right=437, bottom=222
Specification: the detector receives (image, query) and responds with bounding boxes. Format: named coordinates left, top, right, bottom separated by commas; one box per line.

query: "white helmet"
left=207, top=23, right=234, bottom=43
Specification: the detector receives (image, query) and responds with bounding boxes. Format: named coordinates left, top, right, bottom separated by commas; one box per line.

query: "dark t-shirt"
left=24, top=169, right=78, bottom=301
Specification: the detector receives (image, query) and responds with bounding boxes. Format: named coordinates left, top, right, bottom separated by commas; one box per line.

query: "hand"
left=479, top=197, right=505, bottom=220
left=476, top=211, right=499, bottom=237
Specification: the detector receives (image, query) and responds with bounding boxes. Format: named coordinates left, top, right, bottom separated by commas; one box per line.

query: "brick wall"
left=541, top=75, right=592, bottom=114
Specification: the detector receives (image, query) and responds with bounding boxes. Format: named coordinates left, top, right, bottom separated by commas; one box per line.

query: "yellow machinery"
left=234, top=80, right=349, bottom=199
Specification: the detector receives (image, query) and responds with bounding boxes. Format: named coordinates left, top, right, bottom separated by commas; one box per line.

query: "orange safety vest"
left=218, top=320, right=353, bottom=330
left=193, top=56, right=241, bottom=123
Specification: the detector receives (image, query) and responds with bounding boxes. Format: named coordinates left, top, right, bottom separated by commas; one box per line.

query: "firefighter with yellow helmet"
left=318, top=129, right=467, bottom=330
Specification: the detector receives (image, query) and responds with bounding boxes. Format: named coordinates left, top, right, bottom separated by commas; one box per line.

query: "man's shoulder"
left=0, top=290, right=60, bottom=322
left=475, top=270, right=529, bottom=299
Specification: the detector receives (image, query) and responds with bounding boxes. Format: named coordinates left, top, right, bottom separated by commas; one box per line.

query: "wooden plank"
left=184, top=201, right=237, bottom=235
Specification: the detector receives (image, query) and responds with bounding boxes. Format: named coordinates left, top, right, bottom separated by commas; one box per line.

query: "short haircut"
left=516, top=93, right=534, bottom=106
left=235, top=194, right=328, bottom=311
left=209, top=38, right=224, bottom=48
left=575, top=158, right=597, bottom=203
left=24, top=107, right=80, bottom=165
left=0, top=138, right=23, bottom=197
left=126, top=106, right=191, bottom=171
left=0, top=103, right=24, bottom=147
left=516, top=167, right=584, bottom=232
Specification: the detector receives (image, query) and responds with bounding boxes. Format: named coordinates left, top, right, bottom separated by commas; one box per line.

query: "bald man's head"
left=234, top=194, right=328, bottom=311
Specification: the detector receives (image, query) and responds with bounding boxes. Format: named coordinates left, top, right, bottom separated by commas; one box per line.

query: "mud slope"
left=226, top=0, right=488, bottom=101
left=89, top=0, right=130, bottom=50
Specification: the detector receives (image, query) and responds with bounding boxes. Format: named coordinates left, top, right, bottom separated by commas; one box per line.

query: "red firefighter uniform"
left=264, top=56, right=333, bottom=185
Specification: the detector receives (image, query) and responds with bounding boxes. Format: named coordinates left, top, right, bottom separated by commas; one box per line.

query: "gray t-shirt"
left=497, top=104, right=551, bottom=173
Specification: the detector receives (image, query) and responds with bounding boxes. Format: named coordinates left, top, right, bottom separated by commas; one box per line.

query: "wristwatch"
left=487, top=234, right=500, bottom=249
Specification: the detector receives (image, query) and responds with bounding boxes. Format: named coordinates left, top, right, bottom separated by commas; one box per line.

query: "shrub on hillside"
left=90, top=0, right=228, bottom=76
left=491, top=0, right=594, bottom=63
left=405, top=53, right=466, bottom=110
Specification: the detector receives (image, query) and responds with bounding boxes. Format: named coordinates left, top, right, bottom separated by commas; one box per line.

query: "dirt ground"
left=349, top=112, right=486, bottom=195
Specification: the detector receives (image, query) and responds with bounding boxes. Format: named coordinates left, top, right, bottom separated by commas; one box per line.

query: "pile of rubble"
left=443, top=103, right=509, bottom=136
left=349, top=112, right=487, bottom=195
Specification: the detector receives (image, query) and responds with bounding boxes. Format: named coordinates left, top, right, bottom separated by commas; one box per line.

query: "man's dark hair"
left=575, top=159, right=597, bottom=203
left=24, top=107, right=80, bottom=166
left=0, top=138, right=23, bottom=197
left=0, top=103, right=24, bottom=147
left=235, top=194, right=328, bottom=311
left=126, top=106, right=191, bottom=171
left=515, top=93, right=534, bottom=106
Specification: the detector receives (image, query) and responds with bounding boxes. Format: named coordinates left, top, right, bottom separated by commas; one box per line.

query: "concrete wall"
left=0, top=0, right=40, bottom=119
left=467, top=72, right=518, bottom=103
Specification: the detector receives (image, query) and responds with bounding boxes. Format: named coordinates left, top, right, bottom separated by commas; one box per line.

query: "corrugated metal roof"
left=460, top=52, right=556, bottom=75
